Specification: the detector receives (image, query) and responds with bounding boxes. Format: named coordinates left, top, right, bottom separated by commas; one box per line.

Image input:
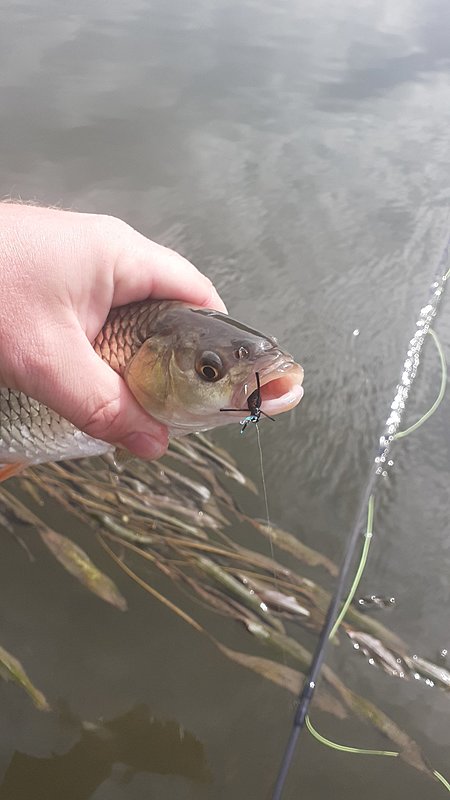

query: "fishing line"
left=255, top=422, right=288, bottom=668
left=233, top=372, right=286, bottom=646
left=256, top=424, right=271, bottom=546
left=435, top=772, right=450, bottom=792
left=329, top=494, right=374, bottom=641
left=302, top=327, right=450, bottom=790
left=305, top=714, right=398, bottom=758
left=394, top=328, right=447, bottom=440
left=271, top=238, right=450, bottom=800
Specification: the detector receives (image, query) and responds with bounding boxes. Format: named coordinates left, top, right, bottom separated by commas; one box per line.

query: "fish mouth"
left=258, top=361, right=304, bottom=415
left=231, top=356, right=304, bottom=417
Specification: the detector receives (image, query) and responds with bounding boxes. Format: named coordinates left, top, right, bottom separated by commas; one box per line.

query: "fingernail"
left=119, top=432, right=168, bottom=459
left=209, top=286, right=228, bottom=314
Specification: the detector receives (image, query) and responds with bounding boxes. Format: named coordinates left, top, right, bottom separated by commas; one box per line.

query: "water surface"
left=1, top=0, right=450, bottom=797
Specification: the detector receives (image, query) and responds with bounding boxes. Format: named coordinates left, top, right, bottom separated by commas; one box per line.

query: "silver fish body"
left=0, top=300, right=304, bottom=468
left=0, top=389, right=111, bottom=465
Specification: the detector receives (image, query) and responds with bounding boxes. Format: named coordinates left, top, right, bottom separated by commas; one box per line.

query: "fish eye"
left=196, top=351, right=224, bottom=382
left=234, top=346, right=249, bottom=360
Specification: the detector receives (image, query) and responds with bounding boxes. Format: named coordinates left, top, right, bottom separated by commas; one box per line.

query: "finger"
left=105, top=220, right=227, bottom=312
left=26, top=329, right=169, bottom=459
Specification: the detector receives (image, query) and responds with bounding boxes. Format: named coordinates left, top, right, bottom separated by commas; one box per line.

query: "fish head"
left=124, top=303, right=304, bottom=435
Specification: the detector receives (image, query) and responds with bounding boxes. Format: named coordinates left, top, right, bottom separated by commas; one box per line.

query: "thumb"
left=31, top=329, right=169, bottom=459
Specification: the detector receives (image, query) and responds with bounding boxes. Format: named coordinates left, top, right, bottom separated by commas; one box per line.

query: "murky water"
left=1, top=0, right=450, bottom=797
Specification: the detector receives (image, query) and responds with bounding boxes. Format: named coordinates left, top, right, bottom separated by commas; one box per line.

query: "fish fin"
left=0, top=462, right=27, bottom=483
left=112, top=448, right=136, bottom=470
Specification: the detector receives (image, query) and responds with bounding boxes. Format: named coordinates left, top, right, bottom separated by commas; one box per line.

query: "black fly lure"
left=221, top=371, right=275, bottom=433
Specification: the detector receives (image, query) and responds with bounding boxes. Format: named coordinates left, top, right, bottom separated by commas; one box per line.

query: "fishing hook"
left=220, top=371, right=275, bottom=433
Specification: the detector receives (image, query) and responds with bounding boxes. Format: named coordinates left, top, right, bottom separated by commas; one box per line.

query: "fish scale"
left=0, top=302, right=164, bottom=466
left=0, top=388, right=111, bottom=464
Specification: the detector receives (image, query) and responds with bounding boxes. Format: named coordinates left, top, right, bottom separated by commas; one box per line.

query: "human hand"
left=0, top=204, right=226, bottom=458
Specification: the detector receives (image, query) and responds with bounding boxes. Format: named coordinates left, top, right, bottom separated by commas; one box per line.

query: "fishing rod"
left=271, top=239, right=450, bottom=800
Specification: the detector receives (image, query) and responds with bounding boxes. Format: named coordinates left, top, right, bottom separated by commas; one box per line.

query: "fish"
left=0, top=301, right=304, bottom=476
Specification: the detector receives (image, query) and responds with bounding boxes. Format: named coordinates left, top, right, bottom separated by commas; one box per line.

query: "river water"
left=1, top=1, right=450, bottom=798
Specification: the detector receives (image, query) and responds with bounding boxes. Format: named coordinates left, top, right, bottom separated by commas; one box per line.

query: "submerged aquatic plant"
left=0, top=431, right=449, bottom=789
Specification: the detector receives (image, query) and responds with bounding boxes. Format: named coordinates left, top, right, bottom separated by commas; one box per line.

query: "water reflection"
left=0, top=705, right=209, bottom=800
left=317, top=0, right=450, bottom=106
left=2, top=0, right=450, bottom=797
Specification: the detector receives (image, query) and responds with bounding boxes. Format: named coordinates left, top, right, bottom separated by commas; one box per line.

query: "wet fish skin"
left=0, top=388, right=111, bottom=465
left=0, top=300, right=303, bottom=468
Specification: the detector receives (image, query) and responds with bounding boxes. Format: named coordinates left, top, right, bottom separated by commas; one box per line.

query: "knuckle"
left=81, top=394, right=124, bottom=442
left=94, top=213, right=132, bottom=241
left=92, top=214, right=138, bottom=270
left=9, top=336, right=55, bottom=395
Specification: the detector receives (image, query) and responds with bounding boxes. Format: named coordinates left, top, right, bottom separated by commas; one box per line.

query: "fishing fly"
left=221, top=371, right=275, bottom=433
